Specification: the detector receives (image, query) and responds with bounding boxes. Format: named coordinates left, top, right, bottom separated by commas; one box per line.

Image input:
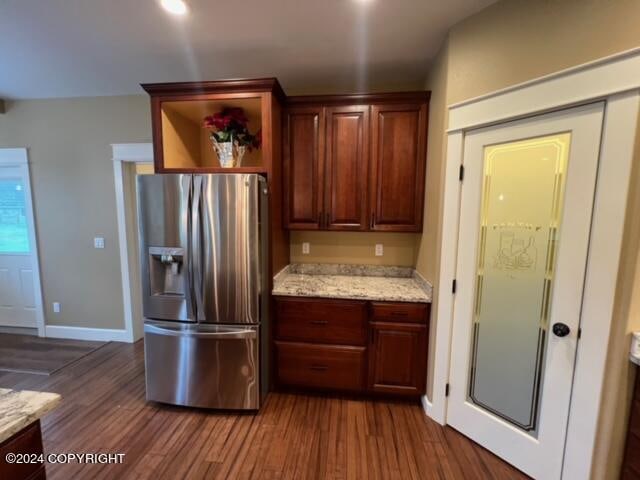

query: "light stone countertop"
left=0, top=388, right=61, bottom=443
left=273, top=264, right=432, bottom=303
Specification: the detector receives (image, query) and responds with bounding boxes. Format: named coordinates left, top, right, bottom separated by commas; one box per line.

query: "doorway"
left=447, top=103, right=603, bottom=478
left=0, top=148, right=45, bottom=335
left=112, top=143, right=153, bottom=343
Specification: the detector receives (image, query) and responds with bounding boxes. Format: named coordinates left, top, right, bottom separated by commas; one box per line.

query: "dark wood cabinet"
left=275, top=297, right=367, bottom=345
left=273, top=296, right=430, bottom=397
left=324, top=105, right=370, bottom=230
left=368, top=321, right=428, bottom=396
left=622, top=372, right=640, bottom=479
left=283, top=92, right=429, bottom=232
left=0, top=421, right=46, bottom=480
left=275, top=341, right=366, bottom=392
left=370, top=103, right=428, bottom=232
left=283, top=106, right=325, bottom=229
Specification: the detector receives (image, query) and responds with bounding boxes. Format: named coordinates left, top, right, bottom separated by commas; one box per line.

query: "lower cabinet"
left=621, top=373, right=640, bottom=479
left=275, top=342, right=366, bottom=392
left=0, top=420, right=46, bottom=480
left=274, top=296, right=430, bottom=397
left=368, top=322, right=427, bottom=396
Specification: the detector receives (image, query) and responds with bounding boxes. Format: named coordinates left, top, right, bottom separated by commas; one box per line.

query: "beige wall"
left=420, top=0, right=640, bottom=477
left=290, top=231, right=418, bottom=267
left=0, top=96, right=151, bottom=330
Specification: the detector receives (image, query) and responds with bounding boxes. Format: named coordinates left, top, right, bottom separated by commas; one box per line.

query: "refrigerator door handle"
left=181, top=175, right=196, bottom=321
left=144, top=323, right=257, bottom=340
left=191, top=175, right=205, bottom=321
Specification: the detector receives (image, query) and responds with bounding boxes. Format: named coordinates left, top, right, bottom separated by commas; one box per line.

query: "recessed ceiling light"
left=160, top=0, right=188, bottom=15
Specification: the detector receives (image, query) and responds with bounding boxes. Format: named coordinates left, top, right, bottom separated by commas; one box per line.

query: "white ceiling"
left=0, top=0, right=496, bottom=99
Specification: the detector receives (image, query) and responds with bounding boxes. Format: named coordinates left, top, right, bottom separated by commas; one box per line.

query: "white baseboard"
left=45, top=325, right=130, bottom=342
left=421, top=394, right=444, bottom=424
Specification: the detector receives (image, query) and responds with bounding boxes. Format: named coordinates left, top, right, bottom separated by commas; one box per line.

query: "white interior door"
left=0, top=157, right=42, bottom=330
left=447, top=103, right=604, bottom=479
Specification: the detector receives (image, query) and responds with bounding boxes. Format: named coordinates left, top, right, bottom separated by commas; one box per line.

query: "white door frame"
left=428, top=47, right=640, bottom=480
left=112, top=143, right=153, bottom=343
left=0, top=148, right=46, bottom=337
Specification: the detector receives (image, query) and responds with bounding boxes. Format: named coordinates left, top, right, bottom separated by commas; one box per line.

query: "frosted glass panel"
left=469, top=133, right=570, bottom=432
left=0, top=179, right=30, bottom=254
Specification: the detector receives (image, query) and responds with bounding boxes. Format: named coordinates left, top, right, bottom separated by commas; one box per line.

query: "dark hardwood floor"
left=0, top=340, right=528, bottom=479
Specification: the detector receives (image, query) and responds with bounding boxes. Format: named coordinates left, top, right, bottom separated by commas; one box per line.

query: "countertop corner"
left=0, top=388, right=61, bottom=443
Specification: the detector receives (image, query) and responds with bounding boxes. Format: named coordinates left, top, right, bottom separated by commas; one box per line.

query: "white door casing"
left=447, top=103, right=604, bottom=479
left=0, top=149, right=45, bottom=335
left=112, top=143, right=153, bottom=343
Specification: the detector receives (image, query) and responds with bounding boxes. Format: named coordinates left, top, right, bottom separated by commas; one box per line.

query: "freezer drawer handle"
left=145, top=324, right=257, bottom=340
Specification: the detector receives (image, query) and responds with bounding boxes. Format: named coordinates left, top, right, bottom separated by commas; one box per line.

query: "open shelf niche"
left=160, top=96, right=263, bottom=171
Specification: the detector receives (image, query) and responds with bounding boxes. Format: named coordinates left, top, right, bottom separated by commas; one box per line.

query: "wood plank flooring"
left=0, top=333, right=105, bottom=375
left=0, top=340, right=528, bottom=479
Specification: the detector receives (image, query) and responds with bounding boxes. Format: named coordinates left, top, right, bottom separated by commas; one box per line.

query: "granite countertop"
left=272, top=264, right=432, bottom=303
left=0, top=388, right=61, bottom=443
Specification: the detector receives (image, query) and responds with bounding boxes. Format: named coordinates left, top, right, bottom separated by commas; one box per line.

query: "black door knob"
left=552, top=322, right=571, bottom=337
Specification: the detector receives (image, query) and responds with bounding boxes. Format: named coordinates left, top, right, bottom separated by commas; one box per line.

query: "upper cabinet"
left=370, top=103, right=428, bottom=232
left=283, top=93, right=430, bottom=233
left=324, top=105, right=370, bottom=231
left=142, top=79, right=285, bottom=173
left=283, top=106, right=325, bottom=229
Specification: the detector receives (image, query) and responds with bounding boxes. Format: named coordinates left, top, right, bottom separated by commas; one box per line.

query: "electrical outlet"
left=375, top=244, right=384, bottom=256
left=302, top=242, right=310, bottom=255
left=53, top=302, right=61, bottom=313
left=94, top=237, right=105, bottom=249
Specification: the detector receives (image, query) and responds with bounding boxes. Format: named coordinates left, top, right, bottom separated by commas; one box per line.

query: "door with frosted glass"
left=0, top=164, right=39, bottom=328
left=447, top=103, right=604, bottom=479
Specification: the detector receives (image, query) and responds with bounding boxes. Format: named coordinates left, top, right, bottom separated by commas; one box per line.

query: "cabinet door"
left=324, top=105, right=370, bottom=230
left=370, top=103, right=428, bottom=232
left=283, top=106, right=325, bottom=229
left=368, top=321, right=427, bottom=396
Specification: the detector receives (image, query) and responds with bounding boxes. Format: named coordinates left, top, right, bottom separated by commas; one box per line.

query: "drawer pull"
left=310, top=365, right=329, bottom=371
left=391, top=311, right=409, bottom=317
left=310, top=320, right=329, bottom=325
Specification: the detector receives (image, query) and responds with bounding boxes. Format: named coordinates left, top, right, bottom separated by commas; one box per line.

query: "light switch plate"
left=375, top=244, right=384, bottom=256
left=94, top=237, right=105, bottom=249
left=302, top=242, right=310, bottom=255
left=53, top=302, right=61, bottom=313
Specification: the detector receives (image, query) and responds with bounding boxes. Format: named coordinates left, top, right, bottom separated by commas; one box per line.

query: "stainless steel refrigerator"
left=137, top=174, right=269, bottom=410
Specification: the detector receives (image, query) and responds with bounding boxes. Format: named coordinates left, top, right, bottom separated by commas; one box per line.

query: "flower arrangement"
left=203, top=108, right=261, bottom=146
left=202, top=107, right=261, bottom=167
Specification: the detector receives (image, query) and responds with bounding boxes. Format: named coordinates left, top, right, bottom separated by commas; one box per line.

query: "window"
left=0, top=179, right=30, bottom=253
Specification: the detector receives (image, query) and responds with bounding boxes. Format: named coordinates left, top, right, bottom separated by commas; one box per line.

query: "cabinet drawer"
left=275, top=341, right=366, bottom=392
left=370, top=302, right=428, bottom=324
left=275, top=297, right=367, bottom=345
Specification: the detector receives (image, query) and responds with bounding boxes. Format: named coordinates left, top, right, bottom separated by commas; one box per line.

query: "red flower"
left=202, top=115, right=216, bottom=129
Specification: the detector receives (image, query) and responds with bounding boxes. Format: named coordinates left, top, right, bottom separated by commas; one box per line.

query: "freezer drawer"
left=144, top=321, right=260, bottom=409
